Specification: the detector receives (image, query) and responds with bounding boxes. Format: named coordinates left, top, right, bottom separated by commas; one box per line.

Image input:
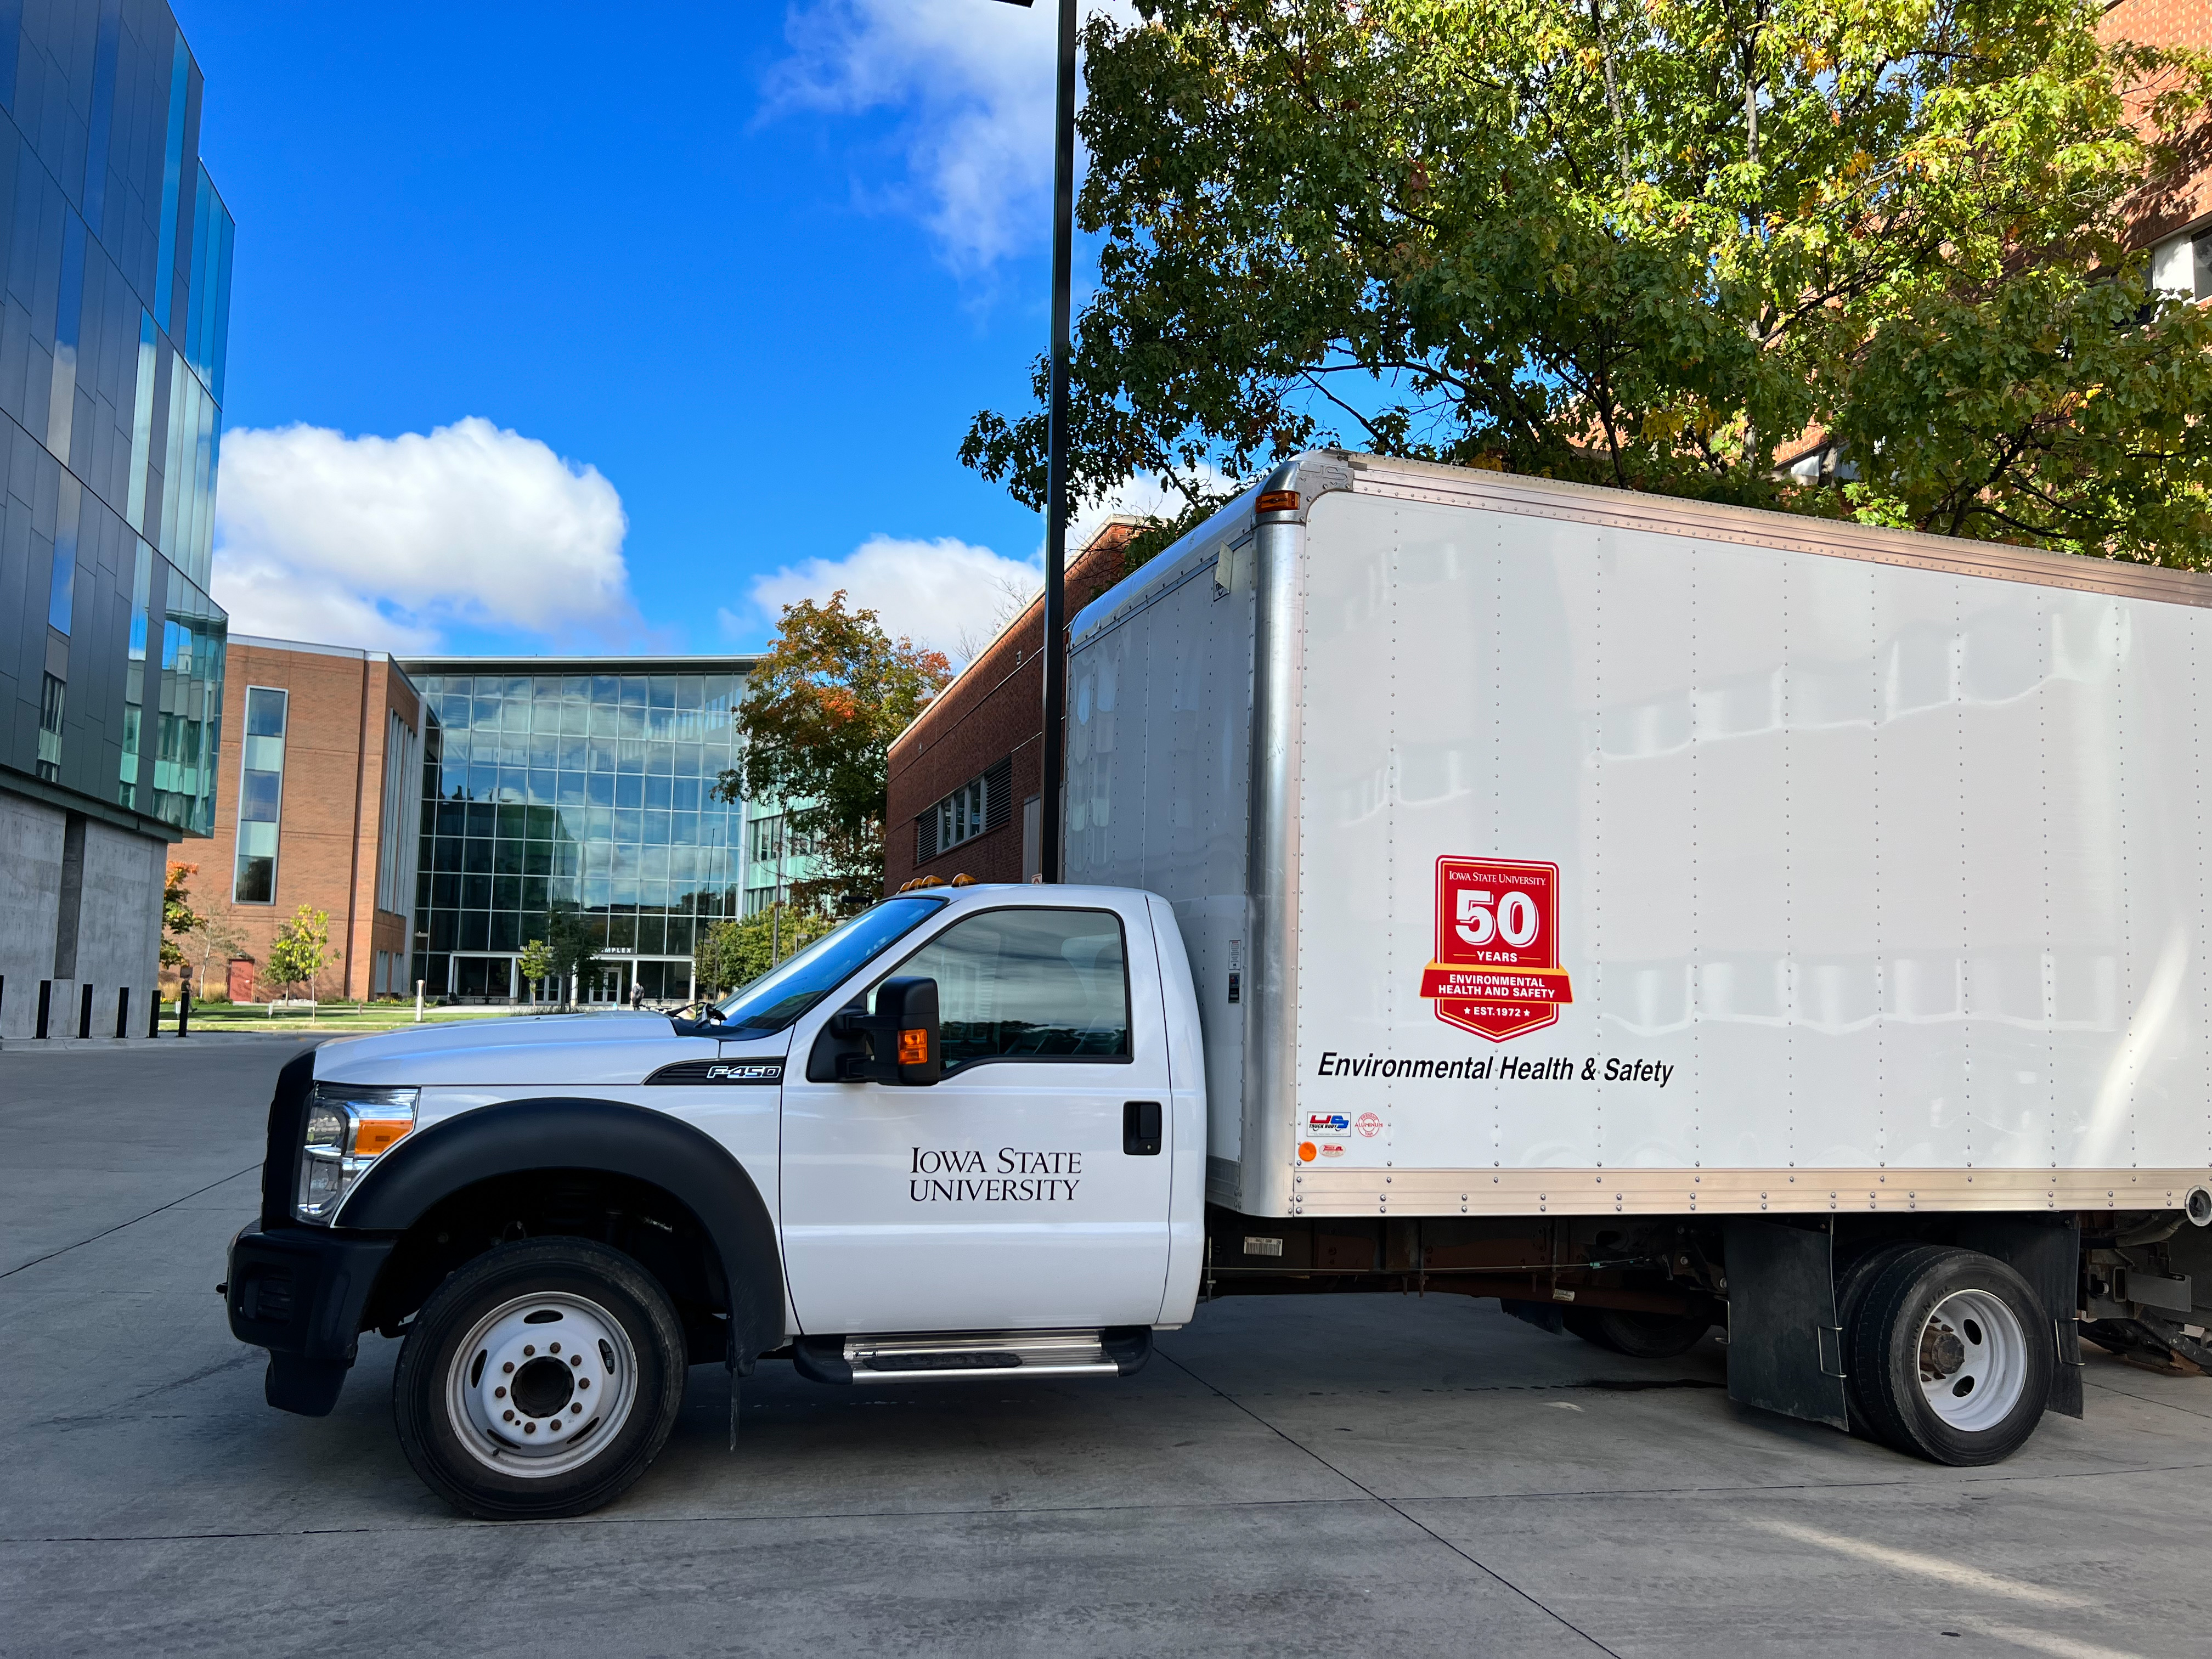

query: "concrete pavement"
left=3, top=1037, right=2207, bottom=1656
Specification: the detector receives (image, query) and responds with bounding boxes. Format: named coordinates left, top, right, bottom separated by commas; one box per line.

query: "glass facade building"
left=402, top=659, right=763, bottom=1005
left=0, top=0, right=232, bottom=1044
left=1, top=0, right=233, bottom=838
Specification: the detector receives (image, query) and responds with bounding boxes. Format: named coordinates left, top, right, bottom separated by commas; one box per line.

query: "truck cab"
left=225, top=883, right=1206, bottom=1519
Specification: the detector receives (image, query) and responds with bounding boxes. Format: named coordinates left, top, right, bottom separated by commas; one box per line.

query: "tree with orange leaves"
left=715, top=592, right=952, bottom=912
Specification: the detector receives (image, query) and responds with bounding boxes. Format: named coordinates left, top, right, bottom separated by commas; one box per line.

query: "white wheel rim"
left=1916, top=1289, right=2028, bottom=1432
left=445, top=1290, right=640, bottom=1479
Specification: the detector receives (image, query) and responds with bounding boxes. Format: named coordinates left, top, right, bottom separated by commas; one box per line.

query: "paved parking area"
left=4, top=1037, right=2208, bottom=1657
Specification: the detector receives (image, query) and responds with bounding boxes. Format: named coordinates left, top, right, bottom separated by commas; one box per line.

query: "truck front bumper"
left=225, top=1222, right=396, bottom=1417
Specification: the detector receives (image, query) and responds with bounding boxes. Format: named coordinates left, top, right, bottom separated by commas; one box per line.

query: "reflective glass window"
left=885, top=908, right=1131, bottom=1066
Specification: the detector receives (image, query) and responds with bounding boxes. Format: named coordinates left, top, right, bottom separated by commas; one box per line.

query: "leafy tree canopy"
left=267, top=906, right=333, bottom=1000
left=516, top=936, right=555, bottom=995
left=161, top=863, right=201, bottom=970
left=693, top=904, right=841, bottom=1001
left=718, top=592, right=952, bottom=906
left=963, top=0, right=2212, bottom=562
left=541, top=901, right=606, bottom=1010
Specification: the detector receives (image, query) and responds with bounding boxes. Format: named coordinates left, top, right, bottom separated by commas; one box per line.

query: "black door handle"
left=1122, top=1100, right=1162, bottom=1156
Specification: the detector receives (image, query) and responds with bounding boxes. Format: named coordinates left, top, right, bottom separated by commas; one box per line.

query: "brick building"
left=883, top=520, right=1143, bottom=891
left=178, top=635, right=424, bottom=1003
left=2104, top=0, right=2212, bottom=295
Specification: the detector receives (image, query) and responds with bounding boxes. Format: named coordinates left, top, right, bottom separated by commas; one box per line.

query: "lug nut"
left=494, top=1386, right=506, bottom=1399
left=550, top=1342, right=561, bottom=1354
left=577, top=1377, right=589, bottom=1390
left=549, top=1420, right=561, bottom=1432
left=570, top=1403, right=582, bottom=1415
left=502, top=1361, right=514, bottom=1374
left=569, top=1355, right=582, bottom=1367
left=503, top=1410, right=515, bottom=1422
left=523, top=1345, right=535, bottom=1356
left=524, top=1423, right=535, bottom=1434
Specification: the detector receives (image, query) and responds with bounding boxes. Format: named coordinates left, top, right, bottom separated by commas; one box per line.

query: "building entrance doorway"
left=581, top=962, right=629, bottom=1006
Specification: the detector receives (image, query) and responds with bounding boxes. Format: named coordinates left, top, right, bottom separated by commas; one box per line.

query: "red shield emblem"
left=1420, top=857, right=1573, bottom=1042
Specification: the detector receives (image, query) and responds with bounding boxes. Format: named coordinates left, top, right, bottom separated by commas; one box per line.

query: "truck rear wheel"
left=393, top=1238, right=687, bottom=1519
left=1561, top=1307, right=1711, bottom=1358
left=1847, top=1245, right=2052, bottom=1466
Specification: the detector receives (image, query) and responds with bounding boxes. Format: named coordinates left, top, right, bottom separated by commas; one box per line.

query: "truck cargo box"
left=1066, top=453, right=2212, bottom=1222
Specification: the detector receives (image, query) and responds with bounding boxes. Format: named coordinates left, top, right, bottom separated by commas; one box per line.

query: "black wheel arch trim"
left=336, top=1096, right=784, bottom=1366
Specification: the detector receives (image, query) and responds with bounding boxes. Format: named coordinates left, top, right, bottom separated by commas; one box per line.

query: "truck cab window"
left=886, top=907, right=1130, bottom=1067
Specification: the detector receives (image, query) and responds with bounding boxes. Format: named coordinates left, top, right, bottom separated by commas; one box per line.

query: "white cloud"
left=211, top=418, right=637, bottom=652
left=1069, top=464, right=1240, bottom=552
left=770, top=0, right=1133, bottom=270
left=731, top=534, right=1043, bottom=663
left=731, top=466, right=1249, bottom=663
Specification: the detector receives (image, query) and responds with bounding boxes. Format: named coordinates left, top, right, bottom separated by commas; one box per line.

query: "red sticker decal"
left=1421, top=857, right=1573, bottom=1042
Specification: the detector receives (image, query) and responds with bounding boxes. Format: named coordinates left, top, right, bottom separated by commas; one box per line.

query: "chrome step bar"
left=791, top=1326, right=1152, bottom=1385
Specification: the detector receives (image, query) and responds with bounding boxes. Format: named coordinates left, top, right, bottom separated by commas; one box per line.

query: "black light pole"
left=997, top=0, right=1077, bottom=883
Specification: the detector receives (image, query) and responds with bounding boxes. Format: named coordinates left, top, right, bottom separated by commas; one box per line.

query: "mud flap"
left=1723, top=1218, right=1847, bottom=1430
left=1959, top=1214, right=2084, bottom=1420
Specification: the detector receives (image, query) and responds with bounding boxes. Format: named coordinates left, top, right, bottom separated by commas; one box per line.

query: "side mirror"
left=876, top=977, right=942, bottom=1086
left=804, top=976, right=942, bottom=1085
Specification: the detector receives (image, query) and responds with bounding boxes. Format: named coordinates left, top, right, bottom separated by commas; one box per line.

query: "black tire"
left=1560, top=1307, right=1712, bottom=1358
left=394, top=1238, right=687, bottom=1519
left=1833, top=1240, right=1921, bottom=1434
left=1847, top=1245, right=2052, bottom=1466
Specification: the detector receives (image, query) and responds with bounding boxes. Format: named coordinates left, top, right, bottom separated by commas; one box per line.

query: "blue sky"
left=185, top=1, right=1121, bottom=661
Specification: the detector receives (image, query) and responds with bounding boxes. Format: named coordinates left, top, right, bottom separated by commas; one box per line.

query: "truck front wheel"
left=393, top=1238, right=687, bottom=1519
left=1847, top=1245, right=2052, bottom=1466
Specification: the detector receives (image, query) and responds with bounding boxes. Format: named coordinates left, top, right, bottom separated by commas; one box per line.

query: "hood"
left=313, top=1012, right=715, bottom=1088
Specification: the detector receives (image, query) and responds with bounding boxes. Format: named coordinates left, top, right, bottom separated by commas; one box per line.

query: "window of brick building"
left=919, top=757, right=1013, bottom=864
left=233, top=686, right=288, bottom=903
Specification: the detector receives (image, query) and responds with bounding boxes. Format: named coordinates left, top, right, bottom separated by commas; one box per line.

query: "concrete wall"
left=1, top=789, right=166, bottom=1041
left=0, top=792, right=64, bottom=1038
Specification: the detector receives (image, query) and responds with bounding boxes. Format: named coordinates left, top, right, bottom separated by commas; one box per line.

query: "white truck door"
left=779, top=899, right=1175, bottom=1334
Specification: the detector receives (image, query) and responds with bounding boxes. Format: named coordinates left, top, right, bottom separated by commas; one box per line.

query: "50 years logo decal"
left=1419, top=857, right=1573, bottom=1042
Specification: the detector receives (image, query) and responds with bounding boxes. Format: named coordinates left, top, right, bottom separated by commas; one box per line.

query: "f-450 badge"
left=1420, top=857, right=1573, bottom=1042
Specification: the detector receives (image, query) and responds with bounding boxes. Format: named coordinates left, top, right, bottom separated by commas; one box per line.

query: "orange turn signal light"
left=1257, top=490, right=1299, bottom=514
left=899, top=1029, right=930, bottom=1065
left=353, top=1119, right=414, bottom=1158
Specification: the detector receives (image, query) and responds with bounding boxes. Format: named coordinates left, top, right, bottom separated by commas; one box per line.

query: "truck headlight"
left=295, top=1085, right=419, bottom=1224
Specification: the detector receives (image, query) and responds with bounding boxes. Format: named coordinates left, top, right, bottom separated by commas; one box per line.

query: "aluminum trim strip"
left=1341, top=455, right=2212, bottom=608
left=1283, top=1166, right=2212, bottom=1217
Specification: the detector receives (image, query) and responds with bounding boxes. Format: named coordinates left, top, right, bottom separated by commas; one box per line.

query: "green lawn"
left=157, top=1001, right=586, bottom=1035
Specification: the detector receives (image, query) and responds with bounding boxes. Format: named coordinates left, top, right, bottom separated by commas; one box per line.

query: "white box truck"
left=225, top=453, right=2212, bottom=1519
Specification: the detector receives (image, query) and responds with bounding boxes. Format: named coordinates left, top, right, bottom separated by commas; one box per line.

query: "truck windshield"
left=704, top=896, right=945, bottom=1036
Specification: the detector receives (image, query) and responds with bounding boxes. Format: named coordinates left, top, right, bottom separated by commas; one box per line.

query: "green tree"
left=266, top=906, right=334, bottom=1002
left=716, top=592, right=952, bottom=907
left=695, top=904, right=840, bottom=1001
left=161, top=863, right=201, bottom=972
left=692, top=917, right=743, bottom=1002
left=516, top=937, right=555, bottom=1003
left=541, top=901, right=605, bottom=1012
left=963, top=0, right=2212, bottom=563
